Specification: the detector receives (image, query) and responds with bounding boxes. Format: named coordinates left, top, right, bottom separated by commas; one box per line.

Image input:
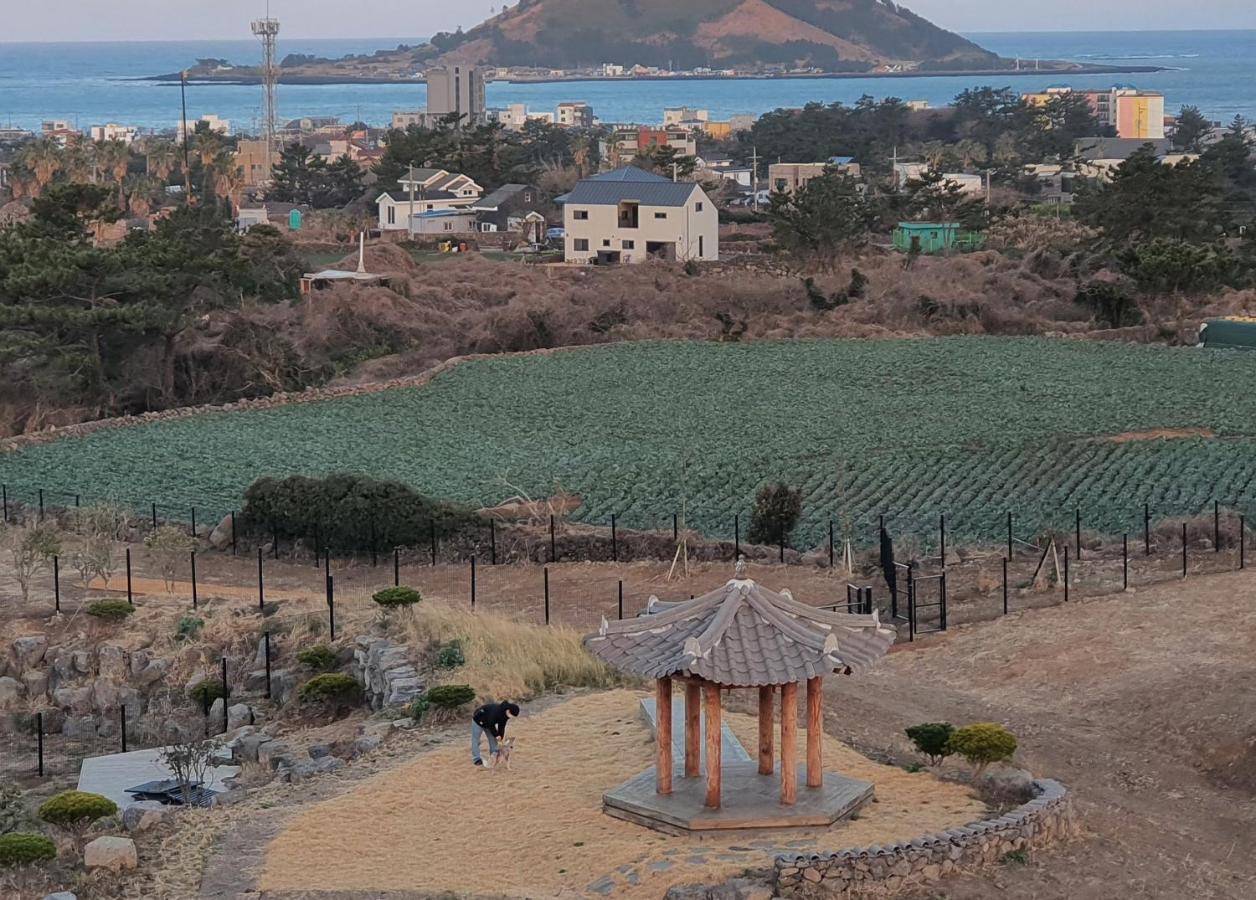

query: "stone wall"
left=774, top=780, right=1076, bottom=898
left=352, top=636, right=424, bottom=710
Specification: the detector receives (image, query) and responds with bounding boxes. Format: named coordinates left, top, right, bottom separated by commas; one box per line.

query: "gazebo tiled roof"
left=585, top=562, right=896, bottom=687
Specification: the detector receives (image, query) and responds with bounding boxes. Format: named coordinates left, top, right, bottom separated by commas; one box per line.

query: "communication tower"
left=251, top=11, right=280, bottom=181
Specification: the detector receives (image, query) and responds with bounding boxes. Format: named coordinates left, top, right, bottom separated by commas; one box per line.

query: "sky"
left=2, top=0, right=1256, bottom=43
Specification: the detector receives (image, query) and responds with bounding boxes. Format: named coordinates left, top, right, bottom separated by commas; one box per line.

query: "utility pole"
left=750, top=145, right=760, bottom=210
left=889, top=145, right=900, bottom=192
left=180, top=70, right=192, bottom=201
left=408, top=163, right=415, bottom=239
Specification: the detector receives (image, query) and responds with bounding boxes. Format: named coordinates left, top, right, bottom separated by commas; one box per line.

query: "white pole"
left=357, top=231, right=366, bottom=273
left=408, top=163, right=415, bottom=239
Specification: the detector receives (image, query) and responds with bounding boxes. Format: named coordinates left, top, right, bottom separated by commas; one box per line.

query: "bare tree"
left=71, top=504, right=124, bottom=589
left=160, top=739, right=217, bottom=806
left=144, top=525, right=196, bottom=592
left=3, top=525, right=61, bottom=604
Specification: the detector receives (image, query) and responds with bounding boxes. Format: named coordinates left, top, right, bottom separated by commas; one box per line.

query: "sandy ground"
left=256, top=690, right=985, bottom=898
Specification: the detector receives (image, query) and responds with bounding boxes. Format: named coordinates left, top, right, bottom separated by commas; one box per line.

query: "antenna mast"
left=251, top=6, right=281, bottom=184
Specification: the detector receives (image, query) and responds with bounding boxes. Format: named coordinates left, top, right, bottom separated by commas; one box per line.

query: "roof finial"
left=734, top=555, right=747, bottom=580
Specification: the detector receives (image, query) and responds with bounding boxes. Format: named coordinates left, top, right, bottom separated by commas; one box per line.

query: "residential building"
left=470, top=183, right=548, bottom=234
left=893, top=222, right=985, bottom=255
left=940, top=173, right=984, bottom=196
left=557, top=102, right=594, bottom=128
left=561, top=167, right=718, bottom=265
left=768, top=158, right=861, bottom=194
left=0, top=126, right=33, bottom=142
left=89, top=123, right=138, bottom=144
left=664, top=107, right=709, bottom=127
left=602, top=64, right=626, bottom=77
left=391, top=110, right=427, bottom=130
left=235, top=139, right=271, bottom=188
left=375, top=168, right=484, bottom=232
left=284, top=116, right=342, bottom=134
left=237, top=202, right=307, bottom=232
left=1024, top=85, right=1166, bottom=140
left=1073, top=137, right=1180, bottom=179
left=610, top=127, right=697, bottom=163
left=40, top=120, right=77, bottom=145
left=176, top=114, right=230, bottom=142
left=408, top=209, right=479, bottom=236
left=426, top=65, right=487, bottom=126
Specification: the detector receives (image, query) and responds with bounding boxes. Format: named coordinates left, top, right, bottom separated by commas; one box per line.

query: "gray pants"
left=471, top=721, right=498, bottom=763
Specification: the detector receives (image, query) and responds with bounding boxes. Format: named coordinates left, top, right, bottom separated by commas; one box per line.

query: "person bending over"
left=471, top=700, right=520, bottom=766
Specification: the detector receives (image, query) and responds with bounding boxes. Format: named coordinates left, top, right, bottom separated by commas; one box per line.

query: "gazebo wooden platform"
left=585, top=559, right=897, bottom=834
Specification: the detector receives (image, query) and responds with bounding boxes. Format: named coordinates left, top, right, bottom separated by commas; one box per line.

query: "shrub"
left=436, top=639, right=465, bottom=669
left=299, top=673, right=362, bottom=706
left=38, top=791, right=117, bottom=844
left=748, top=482, right=803, bottom=546
left=188, top=678, right=226, bottom=706
left=241, top=474, right=482, bottom=555
left=0, top=784, right=31, bottom=835
left=424, top=684, right=475, bottom=711
left=408, top=696, right=431, bottom=723
left=0, top=832, right=57, bottom=867
left=144, top=525, right=197, bottom=592
left=297, top=644, right=338, bottom=671
left=1076, top=278, right=1141, bottom=328
left=86, top=599, right=134, bottom=622
left=373, top=586, right=422, bottom=609
left=175, top=615, right=205, bottom=642
left=947, top=723, right=1018, bottom=776
left=905, top=722, right=956, bottom=766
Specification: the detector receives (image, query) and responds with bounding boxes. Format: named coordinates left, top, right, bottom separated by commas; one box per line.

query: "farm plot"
left=4, top=337, right=1256, bottom=548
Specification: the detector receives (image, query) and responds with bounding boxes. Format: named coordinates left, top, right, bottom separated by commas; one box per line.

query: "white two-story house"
left=376, top=168, right=485, bottom=232
left=561, top=168, right=719, bottom=265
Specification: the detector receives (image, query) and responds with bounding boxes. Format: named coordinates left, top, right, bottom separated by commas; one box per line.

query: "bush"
left=188, top=678, right=226, bottom=706
left=85, top=599, right=134, bottom=621
left=408, top=696, right=431, bottom=723
left=905, top=722, right=955, bottom=766
left=373, top=586, right=422, bottom=609
left=175, top=615, right=205, bottom=642
left=240, top=474, right=483, bottom=555
left=0, top=832, right=57, bottom=867
left=298, top=673, right=362, bottom=706
left=0, top=784, right=30, bottom=835
left=947, top=723, right=1018, bottom=775
left=1076, top=278, right=1141, bottom=328
left=748, top=482, right=803, bottom=546
left=424, top=684, right=475, bottom=710
left=436, top=639, right=465, bottom=669
left=297, top=644, right=338, bottom=671
left=37, top=790, right=117, bottom=839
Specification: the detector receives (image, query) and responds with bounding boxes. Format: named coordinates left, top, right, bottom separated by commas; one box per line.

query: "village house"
left=376, top=168, right=484, bottom=232
left=470, top=183, right=548, bottom=234
left=560, top=167, right=718, bottom=265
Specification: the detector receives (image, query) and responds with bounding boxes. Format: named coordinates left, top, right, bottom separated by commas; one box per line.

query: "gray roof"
left=566, top=175, right=700, bottom=209
left=584, top=561, right=896, bottom=687
left=473, top=184, right=535, bottom=210
left=589, top=166, right=673, bottom=184
left=1074, top=137, right=1173, bottom=161
left=378, top=190, right=460, bottom=203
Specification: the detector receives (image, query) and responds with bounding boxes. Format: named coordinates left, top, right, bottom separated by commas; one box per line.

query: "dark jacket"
left=473, top=702, right=519, bottom=739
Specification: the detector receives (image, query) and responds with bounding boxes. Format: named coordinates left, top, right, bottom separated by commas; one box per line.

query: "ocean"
left=0, top=30, right=1253, bottom=134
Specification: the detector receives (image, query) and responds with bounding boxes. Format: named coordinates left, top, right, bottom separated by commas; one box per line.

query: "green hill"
left=435, top=0, right=998, bottom=71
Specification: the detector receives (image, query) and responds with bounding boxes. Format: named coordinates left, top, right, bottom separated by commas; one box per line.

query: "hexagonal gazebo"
left=584, top=559, right=897, bottom=833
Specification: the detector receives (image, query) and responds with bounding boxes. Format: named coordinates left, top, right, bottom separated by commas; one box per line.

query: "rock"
left=234, top=733, right=271, bottom=764
left=122, top=800, right=170, bottom=833
left=42, top=893, right=77, bottom=900
left=34, top=706, right=65, bottom=734
left=226, top=703, right=253, bottom=732
left=62, top=715, right=97, bottom=739
left=351, top=734, right=382, bottom=756
left=361, top=720, right=398, bottom=741
left=53, top=685, right=93, bottom=715
left=13, top=635, right=48, bottom=667
left=128, top=649, right=150, bottom=676
left=71, top=651, right=92, bottom=674
left=257, top=740, right=293, bottom=770
left=211, top=788, right=249, bottom=807
left=21, top=669, right=48, bottom=702
left=97, top=645, right=129, bottom=681
left=208, top=697, right=226, bottom=727
left=91, top=680, right=120, bottom=712
left=83, top=835, right=138, bottom=872
left=133, top=657, right=170, bottom=687
left=978, top=766, right=1037, bottom=806
left=209, top=513, right=234, bottom=551
left=0, top=676, right=24, bottom=710
left=283, top=756, right=343, bottom=784
left=307, top=743, right=333, bottom=760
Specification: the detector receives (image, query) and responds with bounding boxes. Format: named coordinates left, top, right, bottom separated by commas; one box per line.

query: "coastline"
left=145, top=63, right=1164, bottom=87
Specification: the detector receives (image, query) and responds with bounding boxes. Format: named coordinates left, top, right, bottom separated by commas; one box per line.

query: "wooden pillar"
left=780, top=681, right=798, bottom=805
left=757, top=685, right=775, bottom=775
left=656, top=677, right=673, bottom=796
left=684, top=682, right=702, bottom=778
left=704, top=682, right=722, bottom=809
left=806, top=677, right=823, bottom=788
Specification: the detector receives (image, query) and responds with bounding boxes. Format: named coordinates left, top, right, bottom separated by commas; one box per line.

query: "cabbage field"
left=4, top=337, right=1256, bottom=548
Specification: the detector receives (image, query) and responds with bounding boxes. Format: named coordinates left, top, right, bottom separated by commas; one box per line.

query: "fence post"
left=779, top=535, right=784, bottom=565
left=939, top=513, right=946, bottom=567
left=734, top=514, right=740, bottom=560
left=38, top=488, right=44, bottom=522
left=221, top=657, right=229, bottom=734
left=1242, top=515, right=1247, bottom=570
left=470, top=557, right=477, bottom=610
left=126, top=548, right=133, bottom=606
left=272, top=521, right=279, bottom=560
left=1063, top=545, right=1070, bottom=602
left=191, top=551, right=198, bottom=610
left=430, top=520, right=437, bottom=566
left=327, top=575, right=336, bottom=641
left=1182, top=522, right=1188, bottom=579
left=907, top=562, right=916, bottom=643
left=1122, top=534, right=1128, bottom=591
left=264, top=631, right=272, bottom=700
left=151, top=501, right=156, bottom=530
left=53, top=555, right=60, bottom=613
left=394, top=547, right=400, bottom=587
left=314, top=522, right=321, bottom=568
left=673, top=513, right=678, bottom=542
left=202, top=683, right=211, bottom=736
left=1144, top=503, right=1151, bottom=556
left=490, top=518, right=497, bottom=566
left=36, top=711, right=44, bottom=777
left=828, top=519, right=835, bottom=568
left=230, top=511, right=237, bottom=556
left=191, top=507, right=197, bottom=538
left=610, top=514, right=617, bottom=563
left=371, top=516, right=378, bottom=568
left=257, top=548, right=264, bottom=611
left=940, top=572, right=948, bottom=632
left=120, top=706, right=128, bottom=753
left=1075, top=508, right=1082, bottom=560
left=550, top=515, right=556, bottom=564
left=618, top=580, right=624, bottom=620
left=1002, top=557, right=1008, bottom=616
left=1215, top=500, right=1221, bottom=553
left=1, top=484, right=6, bottom=523
left=543, top=567, right=550, bottom=626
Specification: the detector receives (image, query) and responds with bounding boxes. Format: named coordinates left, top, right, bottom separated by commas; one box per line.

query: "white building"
left=375, top=168, right=484, bottom=232
left=176, top=114, right=231, bottom=142
left=561, top=167, right=719, bottom=265
left=89, top=123, right=139, bottom=144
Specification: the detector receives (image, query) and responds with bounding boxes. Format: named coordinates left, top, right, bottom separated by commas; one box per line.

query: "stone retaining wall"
left=774, top=779, right=1075, bottom=897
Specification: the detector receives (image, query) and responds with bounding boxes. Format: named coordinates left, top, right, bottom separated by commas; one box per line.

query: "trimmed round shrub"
left=0, top=832, right=57, bottom=867
left=436, top=639, right=465, bottom=669
left=188, top=678, right=227, bottom=706
left=748, top=482, right=803, bottom=546
left=86, top=599, right=134, bottom=621
left=299, top=673, right=362, bottom=706
left=37, top=790, right=117, bottom=834
left=905, top=722, right=955, bottom=766
left=947, top=723, right=1018, bottom=775
left=175, top=615, right=205, bottom=642
left=425, top=684, right=475, bottom=711
left=297, top=644, right=338, bottom=671
left=373, top=586, right=422, bottom=609
left=408, top=696, right=431, bottom=723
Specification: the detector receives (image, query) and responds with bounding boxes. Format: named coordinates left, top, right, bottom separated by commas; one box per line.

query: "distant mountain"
left=432, top=0, right=999, bottom=71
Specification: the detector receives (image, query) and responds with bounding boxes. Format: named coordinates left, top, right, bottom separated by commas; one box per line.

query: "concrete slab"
left=78, top=747, right=240, bottom=810
left=640, top=697, right=751, bottom=766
